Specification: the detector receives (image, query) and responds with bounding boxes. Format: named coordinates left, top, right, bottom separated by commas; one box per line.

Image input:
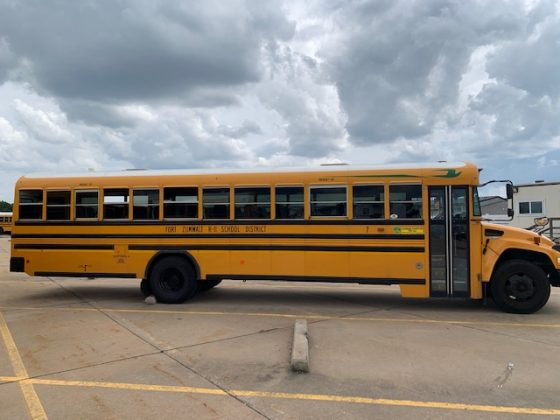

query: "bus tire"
left=198, top=279, right=222, bottom=292
left=140, top=278, right=152, bottom=297
left=490, top=260, right=550, bottom=314
left=148, top=257, right=198, bottom=304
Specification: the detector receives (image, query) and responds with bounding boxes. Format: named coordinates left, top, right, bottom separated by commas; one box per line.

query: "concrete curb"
left=291, top=319, right=309, bottom=373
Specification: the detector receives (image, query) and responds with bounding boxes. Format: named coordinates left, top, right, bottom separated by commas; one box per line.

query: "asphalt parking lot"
left=1, top=235, right=560, bottom=419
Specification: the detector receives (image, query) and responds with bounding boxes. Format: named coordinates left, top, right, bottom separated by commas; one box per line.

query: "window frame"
left=519, top=200, right=544, bottom=216
left=275, top=185, right=305, bottom=220
left=309, top=184, right=348, bottom=218
left=18, top=189, right=44, bottom=221
left=74, top=189, right=100, bottom=221
left=163, top=186, right=199, bottom=220
left=46, top=189, right=72, bottom=221
left=471, top=186, right=481, bottom=217
left=202, top=186, right=231, bottom=220
left=132, top=188, right=161, bottom=221
left=234, top=185, right=271, bottom=220
left=388, top=183, right=423, bottom=220
left=352, top=183, right=385, bottom=220
left=103, top=188, right=131, bottom=221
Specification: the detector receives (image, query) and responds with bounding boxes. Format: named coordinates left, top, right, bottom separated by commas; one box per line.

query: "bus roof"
left=22, top=162, right=472, bottom=179
left=15, top=162, right=480, bottom=190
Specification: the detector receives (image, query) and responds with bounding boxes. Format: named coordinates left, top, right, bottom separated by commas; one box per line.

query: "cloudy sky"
left=1, top=0, right=559, bottom=201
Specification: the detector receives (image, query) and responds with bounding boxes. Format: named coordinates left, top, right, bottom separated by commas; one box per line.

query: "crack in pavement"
left=45, top=277, right=272, bottom=420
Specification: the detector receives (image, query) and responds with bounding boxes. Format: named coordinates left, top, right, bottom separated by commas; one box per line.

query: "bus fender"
left=144, top=250, right=201, bottom=281
left=484, top=247, right=560, bottom=286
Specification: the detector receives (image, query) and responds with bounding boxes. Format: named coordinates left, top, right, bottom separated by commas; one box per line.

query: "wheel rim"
left=505, top=272, right=535, bottom=301
left=159, top=267, right=185, bottom=292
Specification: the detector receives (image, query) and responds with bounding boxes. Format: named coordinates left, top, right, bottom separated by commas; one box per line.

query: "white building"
left=510, top=181, right=560, bottom=238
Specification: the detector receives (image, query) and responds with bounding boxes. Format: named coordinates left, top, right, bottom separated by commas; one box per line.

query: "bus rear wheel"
left=140, top=278, right=152, bottom=297
left=490, top=260, right=550, bottom=314
left=148, top=257, right=198, bottom=304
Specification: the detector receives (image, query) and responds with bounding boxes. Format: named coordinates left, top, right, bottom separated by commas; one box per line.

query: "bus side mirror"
left=507, top=208, right=514, bottom=218
left=506, top=184, right=514, bottom=200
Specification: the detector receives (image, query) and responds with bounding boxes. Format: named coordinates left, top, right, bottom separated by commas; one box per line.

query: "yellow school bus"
left=0, top=212, right=13, bottom=234
left=9, top=162, right=560, bottom=313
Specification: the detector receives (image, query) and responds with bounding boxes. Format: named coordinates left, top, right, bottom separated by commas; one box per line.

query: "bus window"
left=472, top=187, right=481, bottom=217
left=275, top=186, right=304, bottom=219
left=353, top=185, right=384, bottom=219
left=203, top=188, right=230, bottom=219
left=235, top=187, right=270, bottom=219
left=133, top=190, right=160, bottom=220
left=310, top=186, right=347, bottom=217
left=47, top=191, right=71, bottom=220
left=430, top=194, right=445, bottom=220
left=452, top=188, right=467, bottom=219
left=19, top=190, right=43, bottom=220
left=104, top=189, right=130, bottom=220
left=164, top=187, right=198, bottom=219
left=389, top=185, right=422, bottom=219
left=75, top=190, right=99, bottom=219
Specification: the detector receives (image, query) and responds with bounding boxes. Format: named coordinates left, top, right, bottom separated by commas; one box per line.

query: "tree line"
left=0, top=201, right=13, bottom=212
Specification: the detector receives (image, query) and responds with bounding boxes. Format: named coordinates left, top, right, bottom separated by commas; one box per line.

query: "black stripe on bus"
left=128, top=245, right=425, bottom=253
left=30, top=272, right=424, bottom=285
left=15, top=219, right=425, bottom=226
left=34, top=272, right=136, bottom=278
left=13, top=244, right=425, bottom=253
left=12, top=233, right=424, bottom=240
left=14, top=244, right=114, bottom=250
left=206, top=274, right=425, bottom=285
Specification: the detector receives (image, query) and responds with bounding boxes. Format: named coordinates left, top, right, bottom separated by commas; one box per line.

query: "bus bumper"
left=10, top=257, right=24, bottom=272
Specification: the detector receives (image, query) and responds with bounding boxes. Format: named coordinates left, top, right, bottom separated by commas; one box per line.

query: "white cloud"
left=0, top=0, right=560, bottom=201
left=14, top=99, right=73, bottom=144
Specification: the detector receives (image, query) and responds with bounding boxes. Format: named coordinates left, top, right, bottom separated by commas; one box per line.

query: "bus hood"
left=481, top=221, right=555, bottom=247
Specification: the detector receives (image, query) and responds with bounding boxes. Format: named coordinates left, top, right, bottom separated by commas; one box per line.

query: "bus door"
left=428, top=186, right=470, bottom=297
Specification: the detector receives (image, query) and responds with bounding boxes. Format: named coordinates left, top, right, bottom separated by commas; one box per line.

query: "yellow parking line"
left=1, top=305, right=559, bottom=329
left=28, top=378, right=560, bottom=416
left=0, top=375, right=24, bottom=382
left=342, top=315, right=560, bottom=329
left=0, top=312, right=48, bottom=419
left=33, top=378, right=226, bottom=395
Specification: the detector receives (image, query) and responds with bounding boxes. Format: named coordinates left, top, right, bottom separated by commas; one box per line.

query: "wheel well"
left=144, top=251, right=200, bottom=281
left=493, top=248, right=560, bottom=287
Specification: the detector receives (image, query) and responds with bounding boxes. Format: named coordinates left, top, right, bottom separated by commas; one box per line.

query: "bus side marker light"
left=533, top=236, right=541, bottom=245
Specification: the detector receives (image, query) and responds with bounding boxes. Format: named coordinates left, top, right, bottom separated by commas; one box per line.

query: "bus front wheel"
left=148, top=257, right=198, bottom=304
left=490, top=260, right=550, bottom=314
